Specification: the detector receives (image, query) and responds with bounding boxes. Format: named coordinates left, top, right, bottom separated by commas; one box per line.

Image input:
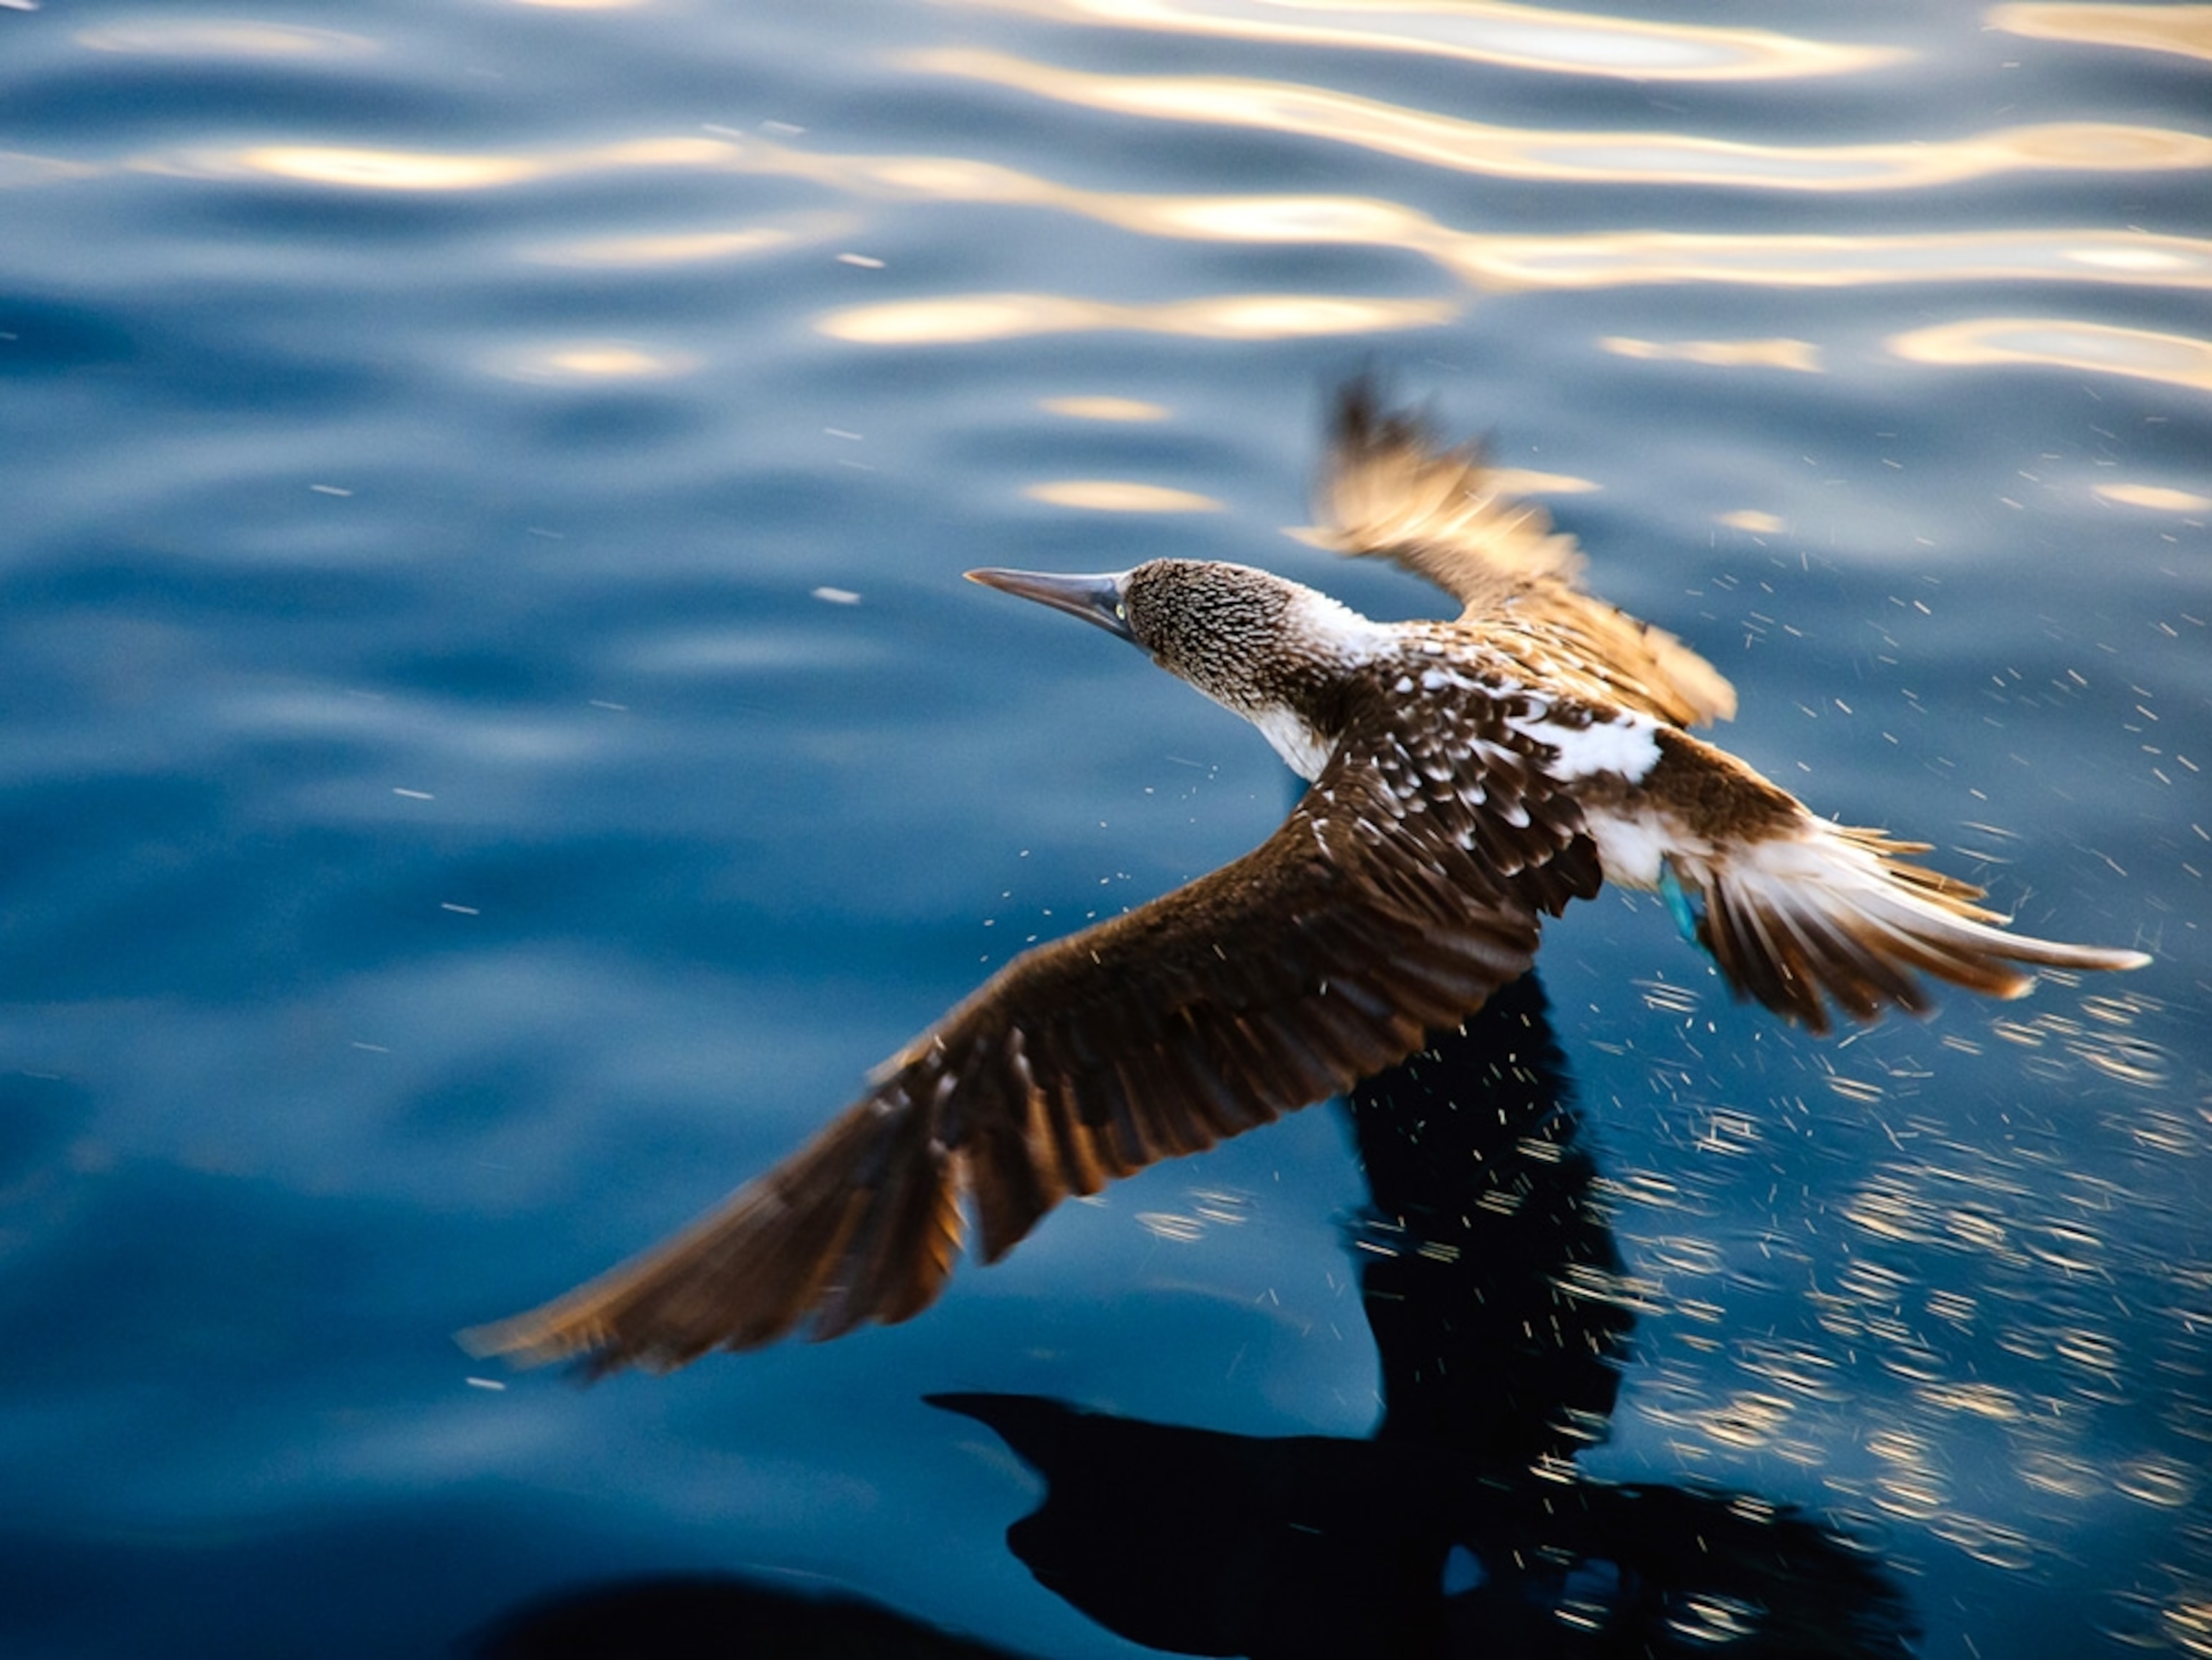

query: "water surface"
left=1, top=1, right=2207, bottom=1655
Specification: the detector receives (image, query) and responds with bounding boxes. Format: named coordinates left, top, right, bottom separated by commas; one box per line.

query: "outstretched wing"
left=462, top=713, right=1600, bottom=1375
left=1318, top=379, right=1737, bottom=729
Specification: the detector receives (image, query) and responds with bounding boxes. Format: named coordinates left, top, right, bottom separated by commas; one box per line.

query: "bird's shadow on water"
left=471, top=975, right=1917, bottom=1659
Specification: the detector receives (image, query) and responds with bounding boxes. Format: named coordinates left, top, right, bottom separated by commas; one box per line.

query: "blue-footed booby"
left=464, top=383, right=2146, bottom=1373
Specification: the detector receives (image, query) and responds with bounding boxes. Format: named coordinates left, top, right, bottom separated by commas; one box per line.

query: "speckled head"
left=1121, top=559, right=1313, bottom=710
left=970, top=558, right=1392, bottom=780
left=971, top=559, right=1382, bottom=709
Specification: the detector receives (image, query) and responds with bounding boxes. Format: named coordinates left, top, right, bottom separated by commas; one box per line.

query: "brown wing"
left=461, top=715, right=1599, bottom=1376
left=1319, top=379, right=1737, bottom=728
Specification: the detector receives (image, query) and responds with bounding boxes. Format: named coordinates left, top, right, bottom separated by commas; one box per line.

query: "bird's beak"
left=966, top=568, right=1134, bottom=642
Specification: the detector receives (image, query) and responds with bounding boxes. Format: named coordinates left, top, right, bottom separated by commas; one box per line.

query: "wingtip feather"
left=454, top=1088, right=969, bottom=1376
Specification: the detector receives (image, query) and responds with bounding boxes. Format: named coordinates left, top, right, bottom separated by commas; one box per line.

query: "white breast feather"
left=1253, top=705, right=1336, bottom=780
left=1287, top=588, right=1393, bottom=659
left=1508, top=705, right=1663, bottom=783
left=1581, top=806, right=1683, bottom=889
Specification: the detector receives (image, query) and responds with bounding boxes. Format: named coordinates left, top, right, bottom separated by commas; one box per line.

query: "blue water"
left=2, top=1, right=2207, bottom=1655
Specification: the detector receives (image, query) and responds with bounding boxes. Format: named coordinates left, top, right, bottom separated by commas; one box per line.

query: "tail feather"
left=1685, top=825, right=2148, bottom=1034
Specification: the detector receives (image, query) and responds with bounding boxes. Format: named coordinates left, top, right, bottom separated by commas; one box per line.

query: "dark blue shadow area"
left=935, top=978, right=1917, bottom=1659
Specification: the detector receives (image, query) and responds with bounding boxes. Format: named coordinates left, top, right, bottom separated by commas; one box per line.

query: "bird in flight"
left=464, top=382, right=2147, bottom=1375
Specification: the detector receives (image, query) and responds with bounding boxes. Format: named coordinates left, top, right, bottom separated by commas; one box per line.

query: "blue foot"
left=1658, top=860, right=1706, bottom=950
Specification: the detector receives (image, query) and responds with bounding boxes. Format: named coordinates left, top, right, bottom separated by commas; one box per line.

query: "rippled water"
left=2, top=1, right=2208, bottom=1656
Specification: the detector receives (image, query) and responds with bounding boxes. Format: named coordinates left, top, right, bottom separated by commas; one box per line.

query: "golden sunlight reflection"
left=2096, top=482, right=2212, bottom=513
left=156, top=131, right=2212, bottom=310
left=946, top=0, right=1901, bottom=81
left=1444, top=227, right=2212, bottom=294
left=716, top=135, right=2212, bottom=298
left=914, top=50, right=2212, bottom=193
left=521, top=217, right=849, bottom=268
left=817, top=292, right=1457, bottom=344
left=1989, top=3, right=2212, bottom=63
left=76, top=22, right=376, bottom=57
left=1719, top=510, right=1787, bottom=533
left=1027, top=481, right=1223, bottom=511
left=2116, top=1458, right=2201, bottom=1508
left=191, top=148, right=545, bottom=192
left=2017, top=1447, right=2104, bottom=1500
left=1598, top=1012, right=2210, bottom=1602
left=1917, top=1380, right=2025, bottom=1423
left=1889, top=317, right=2212, bottom=392
left=1927, top=1514, right=2038, bottom=1572
left=1604, top=336, right=1823, bottom=371
left=152, top=137, right=733, bottom=192
left=1040, top=396, right=1173, bottom=420
left=482, top=341, right=698, bottom=382
left=1987, top=1001, right=2177, bottom=1093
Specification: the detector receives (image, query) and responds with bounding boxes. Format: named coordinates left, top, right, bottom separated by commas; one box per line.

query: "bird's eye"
left=1115, top=603, right=1128, bottom=620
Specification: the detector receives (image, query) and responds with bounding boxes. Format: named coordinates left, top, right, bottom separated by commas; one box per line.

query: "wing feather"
left=461, top=731, right=1594, bottom=1374
left=1318, top=379, right=1737, bottom=728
